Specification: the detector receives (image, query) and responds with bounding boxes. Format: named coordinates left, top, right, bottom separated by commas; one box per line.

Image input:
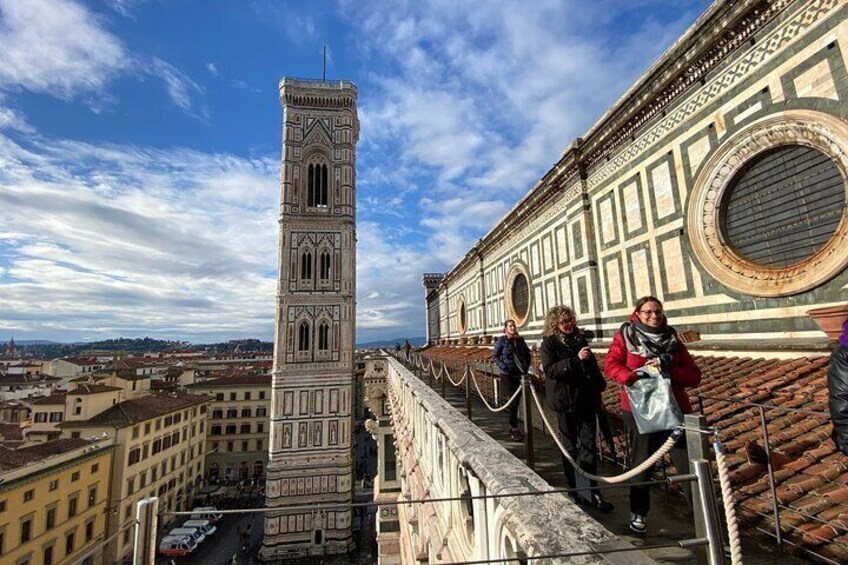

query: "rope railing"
left=443, top=363, right=467, bottom=387
left=469, top=368, right=523, bottom=413
left=527, top=383, right=680, bottom=484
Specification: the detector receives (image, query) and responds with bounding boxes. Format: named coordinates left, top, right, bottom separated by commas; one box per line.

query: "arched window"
left=307, top=163, right=329, bottom=207
left=319, top=251, right=332, bottom=281
left=300, top=250, right=313, bottom=281
left=298, top=321, right=310, bottom=352
left=318, top=322, right=330, bottom=351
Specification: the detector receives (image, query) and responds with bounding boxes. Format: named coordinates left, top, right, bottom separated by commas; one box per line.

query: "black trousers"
left=622, top=410, right=690, bottom=516
left=500, top=373, right=522, bottom=429
left=557, top=409, right=599, bottom=490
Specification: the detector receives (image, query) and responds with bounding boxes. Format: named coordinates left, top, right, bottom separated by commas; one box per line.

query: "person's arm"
left=604, top=332, right=639, bottom=386
left=828, top=346, right=848, bottom=456
left=540, top=337, right=580, bottom=382
left=492, top=338, right=508, bottom=373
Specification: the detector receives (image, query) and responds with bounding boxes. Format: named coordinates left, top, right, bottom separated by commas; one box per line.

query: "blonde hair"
left=543, top=305, right=576, bottom=337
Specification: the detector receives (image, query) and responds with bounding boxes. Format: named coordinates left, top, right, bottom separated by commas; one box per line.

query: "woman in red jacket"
left=604, top=296, right=701, bottom=534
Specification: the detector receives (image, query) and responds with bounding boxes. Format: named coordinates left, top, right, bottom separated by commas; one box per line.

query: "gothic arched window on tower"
left=319, top=250, right=332, bottom=281
left=307, top=162, right=329, bottom=207
left=300, top=250, right=313, bottom=281
left=297, top=321, right=311, bottom=352
left=318, top=321, right=330, bottom=351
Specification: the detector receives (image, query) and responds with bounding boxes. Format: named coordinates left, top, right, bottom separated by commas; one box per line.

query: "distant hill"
left=1, top=340, right=60, bottom=346
left=357, top=337, right=426, bottom=349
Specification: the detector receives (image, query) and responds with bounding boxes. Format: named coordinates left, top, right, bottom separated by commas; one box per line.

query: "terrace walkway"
left=396, top=352, right=809, bottom=565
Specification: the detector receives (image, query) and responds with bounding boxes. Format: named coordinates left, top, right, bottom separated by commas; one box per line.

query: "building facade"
left=186, top=374, right=270, bottom=480
left=61, top=393, right=210, bottom=564
left=0, top=438, right=113, bottom=565
left=425, top=0, right=848, bottom=349
left=261, top=78, right=359, bottom=561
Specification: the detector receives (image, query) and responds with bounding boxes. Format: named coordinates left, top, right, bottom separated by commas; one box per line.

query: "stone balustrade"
left=368, top=355, right=644, bottom=564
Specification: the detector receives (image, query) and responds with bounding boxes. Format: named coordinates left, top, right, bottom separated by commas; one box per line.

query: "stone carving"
left=688, top=110, right=848, bottom=296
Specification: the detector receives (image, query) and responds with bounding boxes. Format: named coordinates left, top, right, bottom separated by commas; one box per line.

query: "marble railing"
left=380, top=355, right=639, bottom=564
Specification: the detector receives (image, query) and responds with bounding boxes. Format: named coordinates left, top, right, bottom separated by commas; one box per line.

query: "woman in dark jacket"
left=828, top=320, right=848, bottom=456
left=541, top=305, right=613, bottom=512
left=492, top=319, right=531, bottom=441
left=605, top=296, right=701, bottom=534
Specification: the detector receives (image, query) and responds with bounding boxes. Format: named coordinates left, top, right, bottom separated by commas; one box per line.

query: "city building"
left=261, top=77, right=360, bottom=560
left=186, top=374, right=271, bottom=481
left=0, top=437, right=113, bottom=565
left=60, top=393, right=210, bottom=564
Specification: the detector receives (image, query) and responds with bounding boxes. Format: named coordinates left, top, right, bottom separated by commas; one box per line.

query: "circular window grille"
left=688, top=110, right=848, bottom=296
left=457, top=300, right=467, bottom=335
left=511, top=274, right=529, bottom=320
left=722, top=145, right=846, bottom=268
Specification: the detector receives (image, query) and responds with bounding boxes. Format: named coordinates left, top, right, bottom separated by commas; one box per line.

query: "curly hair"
left=543, top=305, right=576, bottom=336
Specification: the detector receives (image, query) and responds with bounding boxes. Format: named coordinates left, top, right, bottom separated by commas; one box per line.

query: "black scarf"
left=623, top=321, right=678, bottom=363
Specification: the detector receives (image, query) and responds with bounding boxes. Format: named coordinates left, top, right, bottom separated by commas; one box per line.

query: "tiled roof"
left=26, top=392, right=67, bottom=405
left=420, top=344, right=846, bottom=562
left=0, top=373, right=58, bottom=385
left=61, top=392, right=211, bottom=428
left=58, top=356, right=101, bottom=366
left=0, top=438, right=90, bottom=471
left=0, top=423, right=24, bottom=441
left=69, top=384, right=122, bottom=395
left=186, top=374, right=271, bottom=388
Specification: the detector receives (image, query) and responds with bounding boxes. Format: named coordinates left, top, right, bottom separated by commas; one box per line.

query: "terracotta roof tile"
left=62, top=392, right=210, bottom=428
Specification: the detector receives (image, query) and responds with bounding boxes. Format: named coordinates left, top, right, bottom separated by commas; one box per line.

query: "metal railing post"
left=132, top=497, right=159, bottom=565
left=465, top=364, right=472, bottom=420
left=758, top=405, right=784, bottom=552
left=522, top=374, right=535, bottom=471
left=685, top=413, right=709, bottom=565
left=441, top=362, right=446, bottom=397
left=693, top=460, right=727, bottom=565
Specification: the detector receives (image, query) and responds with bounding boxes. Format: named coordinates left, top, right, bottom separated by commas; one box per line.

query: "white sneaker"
left=630, top=513, right=646, bottom=534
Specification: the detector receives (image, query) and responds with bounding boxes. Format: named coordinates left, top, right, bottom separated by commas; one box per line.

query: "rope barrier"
left=469, top=369, right=523, bottom=413
left=444, top=364, right=467, bottom=387
left=528, top=383, right=680, bottom=484
left=714, top=435, right=742, bottom=565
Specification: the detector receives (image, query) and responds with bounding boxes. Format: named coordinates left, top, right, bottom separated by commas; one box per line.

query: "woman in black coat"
left=540, top=305, right=613, bottom=512
left=492, top=319, right=531, bottom=441
left=828, top=319, right=848, bottom=456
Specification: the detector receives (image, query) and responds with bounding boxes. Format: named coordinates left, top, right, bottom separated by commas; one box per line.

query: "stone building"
left=186, top=374, right=270, bottom=481
left=261, top=78, right=359, bottom=560
left=425, top=0, right=848, bottom=347
left=0, top=438, right=113, bottom=565
left=60, top=393, right=210, bottom=564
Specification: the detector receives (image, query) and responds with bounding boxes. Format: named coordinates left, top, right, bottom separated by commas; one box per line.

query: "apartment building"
left=0, top=438, right=113, bottom=565
left=186, top=374, right=270, bottom=481
left=61, top=392, right=210, bottom=564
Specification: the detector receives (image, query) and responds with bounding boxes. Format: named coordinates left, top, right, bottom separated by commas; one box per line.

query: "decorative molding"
left=688, top=109, right=848, bottom=296
left=587, top=0, right=837, bottom=190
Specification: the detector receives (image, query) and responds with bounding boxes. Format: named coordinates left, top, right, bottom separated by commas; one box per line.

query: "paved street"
left=156, top=510, right=263, bottom=565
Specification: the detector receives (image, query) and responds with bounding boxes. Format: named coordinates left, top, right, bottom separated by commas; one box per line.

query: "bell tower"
left=261, top=78, right=358, bottom=561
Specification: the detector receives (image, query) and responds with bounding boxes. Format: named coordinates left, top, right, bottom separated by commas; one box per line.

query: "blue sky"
left=0, top=0, right=710, bottom=344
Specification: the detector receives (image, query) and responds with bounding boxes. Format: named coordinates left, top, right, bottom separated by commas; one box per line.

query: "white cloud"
left=148, top=57, right=208, bottom=119
left=0, top=0, right=208, bottom=117
left=0, top=129, right=279, bottom=341
left=0, top=0, right=127, bottom=99
left=205, top=62, right=219, bottom=76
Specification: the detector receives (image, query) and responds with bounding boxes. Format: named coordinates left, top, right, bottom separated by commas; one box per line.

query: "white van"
left=158, top=535, right=197, bottom=557
left=183, top=519, right=217, bottom=537
left=168, top=527, right=205, bottom=545
left=190, top=506, right=223, bottom=523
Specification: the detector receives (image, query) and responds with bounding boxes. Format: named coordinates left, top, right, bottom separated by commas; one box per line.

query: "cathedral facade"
left=425, top=0, right=848, bottom=348
left=261, top=78, right=359, bottom=560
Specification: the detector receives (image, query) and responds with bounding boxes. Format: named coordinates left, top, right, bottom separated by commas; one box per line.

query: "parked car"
left=190, top=506, right=223, bottom=523
left=168, top=527, right=206, bottom=545
left=158, top=535, right=197, bottom=557
left=183, top=519, right=217, bottom=537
